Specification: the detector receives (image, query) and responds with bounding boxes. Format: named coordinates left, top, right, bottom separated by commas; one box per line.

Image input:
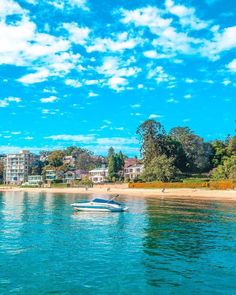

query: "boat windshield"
left=92, top=198, right=121, bottom=205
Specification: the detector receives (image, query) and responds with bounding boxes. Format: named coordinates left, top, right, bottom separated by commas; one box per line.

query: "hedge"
left=128, top=180, right=236, bottom=190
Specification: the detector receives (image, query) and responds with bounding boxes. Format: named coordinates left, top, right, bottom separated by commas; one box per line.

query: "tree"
left=0, top=161, right=4, bottom=183
left=170, top=127, right=212, bottom=172
left=227, top=136, right=236, bottom=156
left=141, top=155, right=178, bottom=182
left=136, top=120, right=167, bottom=167
left=211, top=156, right=236, bottom=180
left=30, top=159, right=44, bottom=175
left=116, top=151, right=125, bottom=172
left=210, top=140, right=227, bottom=168
left=48, top=150, right=65, bottom=167
left=108, top=154, right=118, bottom=181
left=108, top=147, right=115, bottom=159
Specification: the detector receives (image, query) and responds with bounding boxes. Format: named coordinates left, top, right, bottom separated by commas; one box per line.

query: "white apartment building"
left=124, top=164, right=144, bottom=180
left=4, top=150, right=34, bottom=184
left=28, top=175, right=43, bottom=185
left=89, top=168, right=108, bottom=183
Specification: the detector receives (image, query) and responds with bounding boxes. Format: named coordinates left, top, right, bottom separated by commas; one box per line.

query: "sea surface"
left=0, top=191, right=236, bottom=294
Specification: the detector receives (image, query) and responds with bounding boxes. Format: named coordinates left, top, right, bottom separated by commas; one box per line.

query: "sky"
left=0, top=0, right=235, bottom=156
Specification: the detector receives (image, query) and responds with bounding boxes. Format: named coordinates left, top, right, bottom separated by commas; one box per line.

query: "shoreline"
left=0, top=187, right=236, bottom=201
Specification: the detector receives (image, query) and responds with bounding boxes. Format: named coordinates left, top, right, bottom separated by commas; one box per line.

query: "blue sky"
left=0, top=0, right=235, bottom=156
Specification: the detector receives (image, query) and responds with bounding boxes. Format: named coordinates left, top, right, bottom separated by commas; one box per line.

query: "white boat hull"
left=71, top=197, right=128, bottom=213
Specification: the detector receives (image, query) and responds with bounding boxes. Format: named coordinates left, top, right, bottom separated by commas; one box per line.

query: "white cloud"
left=165, top=0, right=208, bottom=30
left=86, top=32, right=140, bottom=53
left=185, top=78, right=194, bottom=83
left=147, top=65, right=175, bottom=84
left=0, top=0, right=25, bottom=19
left=108, top=77, right=128, bottom=91
left=18, top=69, right=51, bottom=84
left=40, top=96, right=58, bottom=103
left=88, top=92, right=99, bottom=97
left=63, top=23, right=90, bottom=45
left=0, top=101, right=9, bottom=108
left=96, top=137, right=138, bottom=145
left=227, top=59, right=236, bottom=73
left=222, top=79, right=231, bottom=86
left=120, top=6, right=172, bottom=32
left=201, top=26, right=236, bottom=60
left=131, top=112, right=141, bottom=116
left=0, top=96, right=21, bottom=107
left=184, top=94, right=192, bottom=99
left=45, top=134, right=95, bottom=142
left=48, top=0, right=89, bottom=11
left=148, top=114, right=163, bottom=119
left=167, top=98, right=178, bottom=103
left=65, top=79, right=82, bottom=88
left=144, top=50, right=172, bottom=59
left=131, top=104, right=141, bottom=108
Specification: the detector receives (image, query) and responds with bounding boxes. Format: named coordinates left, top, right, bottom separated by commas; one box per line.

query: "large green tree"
left=210, top=140, right=227, bottom=168
left=48, top=150, right=65, bottom=167
left=136, top=120, right=167, bottom=167
left=107, top=149, right=125, bottom=181
left=141, top=155, right=178, bottom=182
left=211, top=156, right=236, bottom=180
left=170, top=127, right=212, bottom=172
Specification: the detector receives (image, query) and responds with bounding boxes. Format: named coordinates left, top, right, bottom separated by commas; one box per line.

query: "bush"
left=141, top=155, right=178, bottom=182
left=211, top=156, right=236, bottom=180
left=128, top=180, right=236, bottom=190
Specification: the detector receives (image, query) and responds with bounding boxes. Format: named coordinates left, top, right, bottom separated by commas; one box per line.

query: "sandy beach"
left=0, top=186, right=235, bottom=201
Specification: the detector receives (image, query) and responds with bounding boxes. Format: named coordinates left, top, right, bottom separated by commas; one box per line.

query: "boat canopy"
left=92, top=198, right=121, bottom=205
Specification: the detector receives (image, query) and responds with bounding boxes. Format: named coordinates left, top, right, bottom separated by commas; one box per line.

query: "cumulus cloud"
left=65, top=79, right=82, bottom=87
left=45, top=134, right=95, bottom=142
left=165, top=0, right=209, bottom=30
left=48, top=0, right=89, bottom=11
left=63, top=22, right=90, bottom=45
left=120, top=6, right=172, bottom=32
left=107, top=77, right=127, bottom=91
left=40, top=96, right=58, bottom=103
left=0, top=96, right=21, bottom=107
left=227, top=59, right=236, bottom=73
left=86, top=32, right=140, bottom=53
left=148, top=114, right=162, bottom=119
left=201, top=26, right=236, bottom=60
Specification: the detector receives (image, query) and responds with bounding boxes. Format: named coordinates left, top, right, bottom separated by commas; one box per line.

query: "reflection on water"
left=0, top=192, right=236, bottom=294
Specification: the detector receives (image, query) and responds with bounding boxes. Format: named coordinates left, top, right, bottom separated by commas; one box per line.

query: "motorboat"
left=71, top=195, right=128, bottom=212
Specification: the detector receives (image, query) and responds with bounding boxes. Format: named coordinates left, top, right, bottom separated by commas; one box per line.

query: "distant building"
left=63, top=155, right=76, bottom=167
left=64, top=170, right=89, bottom=183
left=124, top=158, right=138, bottom=168
left=124, top=164, right=144, bottom=180
left=45, top=170, right=56, bottom=182
left=4, top=150, right=34, bottom=184
left=27, top=175, right=43, bottom=186
left=89, top=168, right=108, bottom=183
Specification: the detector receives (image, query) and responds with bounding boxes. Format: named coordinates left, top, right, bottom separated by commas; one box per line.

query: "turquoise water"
left=1, top=192, right=236, bottom=294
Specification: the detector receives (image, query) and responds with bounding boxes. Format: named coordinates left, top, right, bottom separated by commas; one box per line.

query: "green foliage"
left=227, top=136, right=236, bottom=155
left=210, top=140, right=227, bottom=167
left=141, top=155, right=178, bottom=182
left=107, top=149, right=125, bottom=181
left=136, top=120, right=168, bottom=167
left=0, top=161, right=4, bottom=183
left=170, top=127, right=212, bottom=173
left=48, top=150, right=65, bottom=167
left=108, top=147, right=115, bottom=159
left=211, top=156, right=236, bottom=180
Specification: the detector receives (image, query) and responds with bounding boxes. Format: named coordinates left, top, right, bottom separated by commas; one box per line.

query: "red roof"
left=124, top=158, right=138, bottom=168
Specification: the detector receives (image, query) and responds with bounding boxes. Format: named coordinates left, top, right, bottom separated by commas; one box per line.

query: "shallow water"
left=0, top=192, right=236, bottom=294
